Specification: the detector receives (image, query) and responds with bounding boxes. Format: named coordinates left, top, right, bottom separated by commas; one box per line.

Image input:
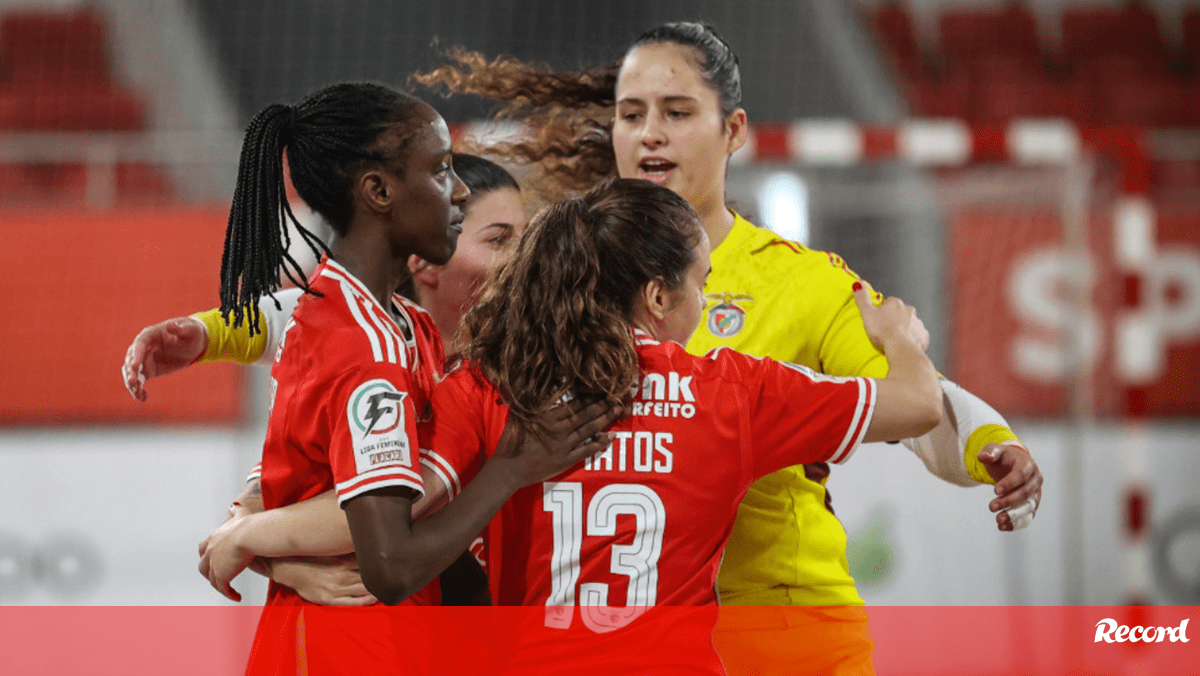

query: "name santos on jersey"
left=581, top=369, right=691, bottom=475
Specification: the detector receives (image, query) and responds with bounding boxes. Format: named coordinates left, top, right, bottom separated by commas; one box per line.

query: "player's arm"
left=225, top=462, right=376, bottom=605
left=269, top=555, right=378, bottom=606
left=197, top=466, right=451, bottom=602
left=740, top=286, right=937, bottom=479
left=852, top=285, right=943, bottom=443
left=347, top=398, right=620, bottom=606
left=122, top=289, right=301, bottom=401
left=197, top=397, right=619, bottom=603
left=223, top=468, right=370, bottom=604
left=819, top=268, right=1042, bottom=530
left=902, top=382, right=1042, bottom=530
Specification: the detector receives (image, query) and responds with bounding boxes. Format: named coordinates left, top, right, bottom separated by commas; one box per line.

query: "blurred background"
left=0, top=0, right=1198, bottom=611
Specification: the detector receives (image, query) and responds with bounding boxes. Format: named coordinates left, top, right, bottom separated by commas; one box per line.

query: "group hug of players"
left=121, top=21, right=1043, bottom=676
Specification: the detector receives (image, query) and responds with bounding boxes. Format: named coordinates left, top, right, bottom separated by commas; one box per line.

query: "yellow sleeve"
left=192, top=308, right=267, bottom=365
left=811, top=257, right=889, bottom=380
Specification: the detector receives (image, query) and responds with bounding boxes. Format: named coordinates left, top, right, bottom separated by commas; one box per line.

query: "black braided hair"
left=219, top=82, right=428, bottom=332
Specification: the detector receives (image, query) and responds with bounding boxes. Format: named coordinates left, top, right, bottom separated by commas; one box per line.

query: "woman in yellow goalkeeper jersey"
left=407, top=21, right=1043, bottom=675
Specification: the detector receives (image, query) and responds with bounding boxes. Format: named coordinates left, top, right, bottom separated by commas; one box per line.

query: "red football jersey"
left=425, top=330, right=876, bottom=672
left=258, top=257, right=445, bottom=608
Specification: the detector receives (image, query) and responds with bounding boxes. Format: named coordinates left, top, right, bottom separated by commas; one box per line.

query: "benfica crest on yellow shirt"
left=705, top=293, right=755, bottom=338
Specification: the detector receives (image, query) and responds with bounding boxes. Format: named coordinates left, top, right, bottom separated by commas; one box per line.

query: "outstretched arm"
left=902, top=381, right=1042, bottom=531
left=122, top=289, right=302, bottom=400
left=813, top=268, right=1042, bottom=532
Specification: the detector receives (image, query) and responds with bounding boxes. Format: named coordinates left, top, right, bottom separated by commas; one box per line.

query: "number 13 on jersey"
left=542, top=481, right=666, bottom=634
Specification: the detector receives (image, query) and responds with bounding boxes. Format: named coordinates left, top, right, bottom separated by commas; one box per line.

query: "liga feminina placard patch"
left=347, top=379, right=411, bottom=474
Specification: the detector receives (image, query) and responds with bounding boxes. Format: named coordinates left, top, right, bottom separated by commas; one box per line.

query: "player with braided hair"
left=121, top=153, right=529, bottom=611
left=190, top=82, right=618, bottom=672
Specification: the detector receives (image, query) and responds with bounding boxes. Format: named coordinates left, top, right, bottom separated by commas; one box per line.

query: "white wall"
left=0, top=428, right=267, bottom=605
left=835, top=421, right=1200, bottom=606
left=2, top=421, right=1197, bottom=606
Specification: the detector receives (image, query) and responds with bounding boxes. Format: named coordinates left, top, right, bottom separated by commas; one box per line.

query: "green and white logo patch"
left=347, top=379, right=411, bottom=474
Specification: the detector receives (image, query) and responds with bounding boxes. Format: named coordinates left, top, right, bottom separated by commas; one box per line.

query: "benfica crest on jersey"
left=705, top=293, right=754, bottom=338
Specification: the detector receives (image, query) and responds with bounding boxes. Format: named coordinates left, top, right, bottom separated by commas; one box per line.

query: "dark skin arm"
left=346, top=398, right=621, bottom=606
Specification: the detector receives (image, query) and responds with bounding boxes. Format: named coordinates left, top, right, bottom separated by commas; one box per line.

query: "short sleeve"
left=743, top=354, right=877, bottom=478
left=421, top=369, right=492, bottom=502
left=328, top=362, right=425, bottom=506
left=813, top=266, right=890, bottom=379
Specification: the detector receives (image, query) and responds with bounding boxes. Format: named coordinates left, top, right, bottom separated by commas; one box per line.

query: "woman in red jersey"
left=122, top=153, right=529, bottom=607
left=418, top=177, right=942, bottom=675
left=200, top=81, right=616, bottom=673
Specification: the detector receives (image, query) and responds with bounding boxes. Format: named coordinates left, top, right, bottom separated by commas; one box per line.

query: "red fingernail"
left=852, top=282, right=863, bottom=292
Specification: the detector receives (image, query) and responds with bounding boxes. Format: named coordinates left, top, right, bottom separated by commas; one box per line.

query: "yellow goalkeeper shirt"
left=686, top=213, right=887, bottom=607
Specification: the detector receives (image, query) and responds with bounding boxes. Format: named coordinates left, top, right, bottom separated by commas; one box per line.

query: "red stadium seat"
left=972, top=69, right=1092, bottom=124
left=904, top=70, right=972, bottom=119
left=1061, top=4, right=1167, bottom=62
left=0, top=8, right=147, bottom=133
left=1077, top=54, right=1175, bottom=84
left=0, top=162, right=85, bottom=201
left=1082, top=56, right=1199, bottom=127
left=1095, top=76, right=1198, bottom=127
left=0, top=9, right=110, bottom=84
left=0, top=82, right=145, bottom=131
left=0, top=161, right=174, bottom=204
left=864, top=1, right=921, bottom=74
left=0, top=8, right=167, bottom=205
left=939, top=6, right=1041, bottom=62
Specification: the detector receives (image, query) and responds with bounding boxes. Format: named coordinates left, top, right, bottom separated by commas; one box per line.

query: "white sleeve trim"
left=335, top=466, right=425, bottom=505
left=253, top=288, right=303, bottom=366
left=336, top=477, right=425, bottom=506
left=420, top=450, right=462, bottom=501
left=830, top=377, right=875, bottom=464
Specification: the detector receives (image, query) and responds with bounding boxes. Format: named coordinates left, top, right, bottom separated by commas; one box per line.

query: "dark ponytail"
left=462, top=178, right=702, bottom=433
left=218, top=82, right=429, bottom=332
